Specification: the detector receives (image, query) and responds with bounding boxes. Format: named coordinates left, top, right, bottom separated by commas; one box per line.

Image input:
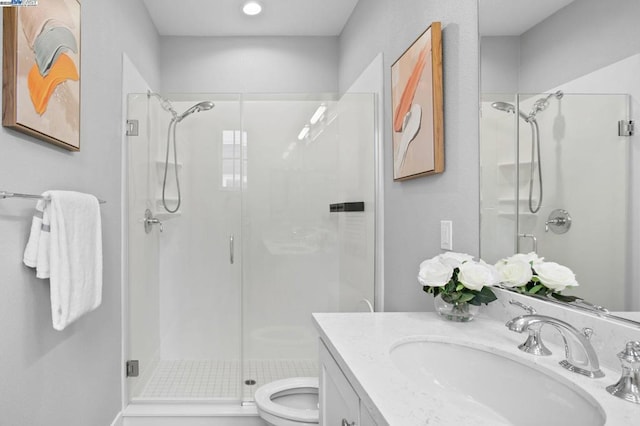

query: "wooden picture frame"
left=391, top=22, right=443, bottom=181
left=3, top=0, right=81, bottom=151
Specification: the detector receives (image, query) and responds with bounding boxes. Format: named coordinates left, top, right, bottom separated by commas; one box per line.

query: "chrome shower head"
left=176, top=101, right=215, bottom=122
left=491, top=101, right=530, bottom=122
left=491, top=101, right=515, bottom=113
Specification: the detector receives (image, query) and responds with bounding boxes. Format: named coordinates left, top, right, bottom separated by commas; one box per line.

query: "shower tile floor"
left=135, top=359, right=318, bottom=400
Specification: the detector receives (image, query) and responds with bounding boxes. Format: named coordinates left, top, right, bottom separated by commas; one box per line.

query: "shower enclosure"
left=125, top=92, right=376, bottom=403
left=480, top=92, right=631, bottom=310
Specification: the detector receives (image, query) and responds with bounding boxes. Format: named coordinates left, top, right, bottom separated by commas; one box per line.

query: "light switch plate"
left=440, top=220, right=453, bottom=250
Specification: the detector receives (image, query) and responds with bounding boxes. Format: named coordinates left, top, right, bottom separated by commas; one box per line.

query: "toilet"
left=254, top=377, right=319, bottom=426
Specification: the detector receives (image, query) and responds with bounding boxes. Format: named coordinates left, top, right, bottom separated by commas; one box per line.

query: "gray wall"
left=480, top=36, right=519, bottom=94
left=160, top=36, right=339, bottom=93
left=339, top=0, right=480, bottom=312
left=519, top=0, right=640, bottom=92
left=0, top=0, right=159, bottom=424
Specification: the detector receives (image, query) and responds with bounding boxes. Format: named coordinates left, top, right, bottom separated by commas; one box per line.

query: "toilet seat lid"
left=254, top=377, right=319, bottom=423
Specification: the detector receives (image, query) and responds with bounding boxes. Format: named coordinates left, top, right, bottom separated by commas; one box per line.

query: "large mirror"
left=479, top=0, right=640, bottom=323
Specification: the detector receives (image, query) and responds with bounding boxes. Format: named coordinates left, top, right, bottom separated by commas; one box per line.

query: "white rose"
left=480, top=259, right=502, bottom=283
left=418, top=258, right=453, bottom=287
left=458, top=261, right=499, bottom=291
left=506, top=252, right=544, bottom=266
left=438, top=252, right=474, bottom=269
left=495, top=259, right=533, bottom=287
left=534, top=262, right=578, bottom=291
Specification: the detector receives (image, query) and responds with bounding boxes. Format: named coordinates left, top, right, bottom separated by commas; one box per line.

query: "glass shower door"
left=515, top=93, right=630, bottom=310
left=239, top=93, right=376, bottom=401
left=126, top=93, right=244, bottom=403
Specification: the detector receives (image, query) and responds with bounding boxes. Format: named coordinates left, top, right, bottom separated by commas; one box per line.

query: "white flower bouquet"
left=418, top=252, right=498, bottom=306
left=494, top=252, right=579, bottom=300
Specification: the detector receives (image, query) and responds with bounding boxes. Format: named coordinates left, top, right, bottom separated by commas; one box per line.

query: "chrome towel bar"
left=0, top=191, right=106, bottom=204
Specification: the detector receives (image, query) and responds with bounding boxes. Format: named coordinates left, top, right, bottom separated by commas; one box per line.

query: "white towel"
left=23, top=191, right=103, bottom=330
left=23, top=199, right=50, bottom=278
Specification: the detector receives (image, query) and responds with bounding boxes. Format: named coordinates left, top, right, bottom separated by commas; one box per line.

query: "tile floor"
left=135, top=358, right=318, bottom=401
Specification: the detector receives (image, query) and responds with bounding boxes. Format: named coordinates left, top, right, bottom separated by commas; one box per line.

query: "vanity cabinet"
left=319, top=339, right=377, bottom=426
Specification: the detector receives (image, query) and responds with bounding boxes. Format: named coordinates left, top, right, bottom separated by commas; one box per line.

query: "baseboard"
left=110, top=411, right=123, bottom=426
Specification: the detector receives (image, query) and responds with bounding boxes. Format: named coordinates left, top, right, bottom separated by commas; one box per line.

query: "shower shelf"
left=498, top=212, right=537, bottom=218
left=497, top=161, right=537, bottom=169
left=155, top=161, right=182, bottom=177
left=498, top=198, right=534, bottom=204
left=155, top=211, right=181, bottom=220
left=155, top=199, right=181, bottom=217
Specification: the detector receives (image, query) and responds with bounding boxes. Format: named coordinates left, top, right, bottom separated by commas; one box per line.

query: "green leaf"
left=456, top=284, right=464, bottom=291
left=444, top=280, right=456, bottom=293
left=469, top=287, right=498, bottom=306
left=457, top=292, right=475, bottom=303
left=551, top=293, right=580, bottom=303
left=528, top=284, right=544, bottom=294
left=449, top=292, right=462, bottom=301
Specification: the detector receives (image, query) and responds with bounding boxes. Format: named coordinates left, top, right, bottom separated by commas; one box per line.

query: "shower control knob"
left=144, top=209, right=164, bottom=233
left=545, top=209, right=571, bottom=234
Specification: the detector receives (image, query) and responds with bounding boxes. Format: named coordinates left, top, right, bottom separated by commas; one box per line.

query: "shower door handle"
left=229, top=235, right=234, bottom=264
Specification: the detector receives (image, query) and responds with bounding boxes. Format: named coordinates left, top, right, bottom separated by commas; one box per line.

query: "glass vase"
left=434, top=293, right=479, bottom=322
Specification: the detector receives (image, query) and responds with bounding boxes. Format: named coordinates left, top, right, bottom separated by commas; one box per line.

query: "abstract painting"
left=391, top=22, right=443, bottom=180
left=3, top=0, right=81, bottom=151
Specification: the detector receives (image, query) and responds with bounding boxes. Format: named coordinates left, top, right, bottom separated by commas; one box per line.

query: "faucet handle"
left=507, top=302, right=552, bottom=357
left=618, top=341, right=640, bottom=364
left=606, top=341, right=640, bottom=404
left=519, top=328, right=552, bottom=356
left=582, top=328, right=594, bottom=340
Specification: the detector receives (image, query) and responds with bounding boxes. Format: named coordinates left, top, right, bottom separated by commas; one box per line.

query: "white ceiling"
left=142, top=0, right=360, bottom=37
left=479, top=0, right=576, bottom=36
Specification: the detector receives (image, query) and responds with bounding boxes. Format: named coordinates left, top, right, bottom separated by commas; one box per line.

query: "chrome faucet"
left=506, top=314, right=605, bottom=378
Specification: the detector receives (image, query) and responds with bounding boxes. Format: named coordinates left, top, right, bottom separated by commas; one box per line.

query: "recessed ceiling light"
left=243, top=1, right=262, bottom=16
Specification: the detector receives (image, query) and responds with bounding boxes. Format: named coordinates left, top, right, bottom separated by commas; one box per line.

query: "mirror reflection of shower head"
left=176, top=101, right=215, bottom=122
left=491, top=101, right=530, bottom=122
left=529, top=90, right=563, bottom=118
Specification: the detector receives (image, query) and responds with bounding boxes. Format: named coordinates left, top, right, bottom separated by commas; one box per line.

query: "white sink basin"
left=390, top=337, right=606, bottom=426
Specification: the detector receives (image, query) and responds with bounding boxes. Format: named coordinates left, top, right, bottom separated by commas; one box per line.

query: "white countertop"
left=313, top=312, right=640, bottom=426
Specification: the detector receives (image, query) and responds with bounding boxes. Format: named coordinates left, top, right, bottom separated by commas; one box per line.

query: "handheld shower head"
left=176, top=101, right=215, bottom=122
left=529, top=91, right=563, bottom=118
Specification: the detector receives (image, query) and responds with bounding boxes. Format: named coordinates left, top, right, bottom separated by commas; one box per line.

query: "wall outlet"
left=440, top=220, right=453, bottom=250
